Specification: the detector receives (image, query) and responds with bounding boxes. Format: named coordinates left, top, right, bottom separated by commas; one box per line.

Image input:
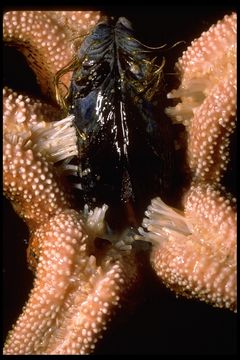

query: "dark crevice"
left=3, top=44, right=43, bottom=98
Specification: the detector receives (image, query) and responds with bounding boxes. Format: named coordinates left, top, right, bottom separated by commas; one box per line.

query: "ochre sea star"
left=3, top=9, right=237, bottom=354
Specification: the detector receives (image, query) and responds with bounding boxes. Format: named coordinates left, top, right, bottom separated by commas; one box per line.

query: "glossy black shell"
left=68, top=17, right=174, bottom=225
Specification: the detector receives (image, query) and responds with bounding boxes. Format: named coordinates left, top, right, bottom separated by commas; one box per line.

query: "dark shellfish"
left=56, top=17, right=174, bottom=227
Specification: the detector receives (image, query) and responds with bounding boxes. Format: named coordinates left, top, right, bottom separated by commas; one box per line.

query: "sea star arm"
left=142, top=184, right=236, bottom=311
left=142, top=13, right=237, bottom=311
left=3, top=87, right=139, bottom=354
left=166, top=12, right=236, bottom=183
